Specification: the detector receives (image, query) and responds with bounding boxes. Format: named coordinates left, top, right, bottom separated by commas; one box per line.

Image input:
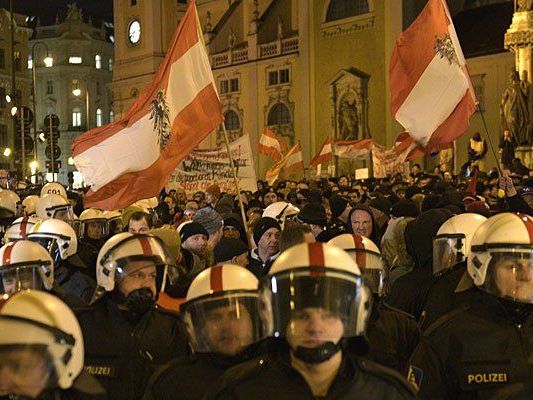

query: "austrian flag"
left=390, top=0, right=476, bottom=153
left=72, top=1, right=223, bottom=210
left=258, top=127, right=288, bottom=161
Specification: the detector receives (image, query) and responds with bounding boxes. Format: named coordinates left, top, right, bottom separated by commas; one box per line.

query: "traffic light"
left=44, top=114, right=61, bottom=173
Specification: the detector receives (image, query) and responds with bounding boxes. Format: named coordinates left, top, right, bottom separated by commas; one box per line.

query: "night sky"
left=0, top=0, right=114, bottom=25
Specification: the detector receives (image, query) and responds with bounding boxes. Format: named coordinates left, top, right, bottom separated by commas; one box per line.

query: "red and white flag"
left=309, top=136, right=333, bottom=167
left=390, top=0, right=476, bottom=154
left=72, top=2, right=223, bottom=210
left=265, top=143, right=304, bottom=185
left=258, top=127, right=287, bottom=161
left=334, top=139, right=373, bottom=160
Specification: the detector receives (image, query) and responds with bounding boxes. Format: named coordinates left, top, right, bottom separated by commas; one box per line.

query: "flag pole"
left=220, top=124, right=251, bottom=248
left=477, top=105, right=503, bottom=176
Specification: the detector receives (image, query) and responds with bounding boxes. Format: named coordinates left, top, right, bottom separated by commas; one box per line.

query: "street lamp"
left=30, top=42, right=53, bottom=163
left=3, top=148, right=11, bottom=157
left=67, top=156, right=74, bottom=165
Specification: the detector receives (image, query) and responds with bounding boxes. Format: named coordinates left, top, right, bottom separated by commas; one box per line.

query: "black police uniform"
left=365, top=302, right=420, bottom=374
left=408, top=291, right=533, bottom=399
left=75, top=297, right=189, bottom=400
left=205, top=342, right=416, bottom=400
left=142, top=345, right=260, bottom=400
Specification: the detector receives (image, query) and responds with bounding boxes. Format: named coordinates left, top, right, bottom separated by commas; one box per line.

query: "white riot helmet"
left=40, top=182, right=67, bottom=200
left=0, top=190, right=21, bottom=218
left=3, top=215, right=42, bottom=243
left=433, top=213, right=487, bottom=276
left=96, top=232, right=177, bottom=294
left=0, top=240, right=54, bottom=294
left=103, top=210, right=124, bottom=235
left=181, top=264, right=267, bottom=355
left=328, top=233, right=388, bottom=297
left=0, top=291, right=84, bottom=392
left=262, top=201, right=300, bottom=229
left=26, top=219, right=78, bottom=263
left=468, top=213, right=533, bottom=304
left=79, top=208, right=108, bottom=240
left=261, top=242, right=372, bottom=364
left=22, top=195, right=39, bottom=215
left=35, top=194, right=75, bottom=221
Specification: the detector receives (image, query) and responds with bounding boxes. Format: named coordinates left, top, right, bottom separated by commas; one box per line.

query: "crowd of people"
left=0, top=161, right=532, bottom=399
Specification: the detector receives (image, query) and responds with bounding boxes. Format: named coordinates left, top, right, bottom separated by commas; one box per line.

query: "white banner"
left=166, top=135, right=258, bottom=196
left=371, top=143, right=409, bottom=179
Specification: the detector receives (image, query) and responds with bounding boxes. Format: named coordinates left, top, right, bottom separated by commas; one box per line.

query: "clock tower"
left=110, top=0, right=185, bottom=118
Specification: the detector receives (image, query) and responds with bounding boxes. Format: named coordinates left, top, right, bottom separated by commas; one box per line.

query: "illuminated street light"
left=72, top=87, right=81, bottom=97
left=29, top=160, right=38, bottom=172
left=3, top=148, right=11, bottom=157
left=5, top=94, right=11, bottom=103
left=44, top=55, right=53, bottom=68
left=10, top=106, right=17, bottom=116
left=67, top=156, right=75, bottom=165
left=38, top=132, right=46, bottom=142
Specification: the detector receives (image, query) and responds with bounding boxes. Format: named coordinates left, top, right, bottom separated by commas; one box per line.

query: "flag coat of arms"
left=390, top=0, right=476, bottom=154
left=72, top=1, right=223, bottom=210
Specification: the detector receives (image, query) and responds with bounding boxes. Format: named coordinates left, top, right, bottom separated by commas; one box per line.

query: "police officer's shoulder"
left=379, top=302, right=417, bottom=321
left=207, top=356, right=270, bottom=398
left=423, top=303, right=472, bottom=337
left=143, top=355, right=198, bottom=398
left=154, top=303, right=181, bottom=318
left=357, top=357, right=417, bottom=397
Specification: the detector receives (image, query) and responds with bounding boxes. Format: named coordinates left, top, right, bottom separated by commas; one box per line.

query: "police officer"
left=206, top=242, right=416, bottom=399
left=419, top=213, right=487, bottom=331
left=0, top=290, right=105, bottom=399
left=143, top=263, right=268, bottom=400
left=75, top=232, right=188, bottom=400
left=409, top=213, right=533, bottom=399
left=329, top=233, right=420, bottom=373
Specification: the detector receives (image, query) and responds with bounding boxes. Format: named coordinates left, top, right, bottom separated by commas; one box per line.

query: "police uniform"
left=408, top=291, right=533, bottom=399
left=365, top=302, right=420, bottom=374
left=205, top=343, right=416, bottom=400
left=142, top=345, right=260, bottom=400
left=75, top=297, right=189, bottom=400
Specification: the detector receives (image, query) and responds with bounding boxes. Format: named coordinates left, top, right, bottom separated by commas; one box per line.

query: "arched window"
left=267, top=102, right=291, bottom=126
left=96, top=108, right=103, bottom=127
left=72, top=108, right=81, bottom=127
left=224, top=110, right=240, bottom=131
left=109, top=110, right=115, bottom=122
left=326, top=0, right=370, bottom=22
left=95, top=54, right=102, bottom=69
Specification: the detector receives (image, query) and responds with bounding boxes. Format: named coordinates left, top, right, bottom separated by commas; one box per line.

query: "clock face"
left=128, top=20, right=141, bottom=44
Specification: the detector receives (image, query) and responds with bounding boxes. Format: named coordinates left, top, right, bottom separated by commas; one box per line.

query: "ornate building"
left=111, top=0, right=514, bottom=176
left=0, top=9, right=32, bottom=171
left=31, top=4, right=114, bottom=183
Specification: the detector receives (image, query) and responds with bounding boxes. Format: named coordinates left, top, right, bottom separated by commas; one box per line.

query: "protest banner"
left=371, top=143, right=410, bottom=179
left=166, top=134, right=257, bottom=196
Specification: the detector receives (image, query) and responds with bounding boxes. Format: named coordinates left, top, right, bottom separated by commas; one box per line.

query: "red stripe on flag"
left=137, top=236, right=153, bottom=256
left=210, top=265, right=223, bottom=292
left=352, top=234, right=367, bottom=269
left=308, top=243, right=325, bottom=277
left=2, top=242, right=15, bottom=265
left=390, top=0, right=450, bottom=116
left=83, top=85, right=222, bottom=209
left=516, top=214, right=533, bottom=243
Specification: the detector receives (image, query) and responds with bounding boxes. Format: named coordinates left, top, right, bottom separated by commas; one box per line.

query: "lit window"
left=95, top=54, right=101, bottom=69
left=109, top=58, right=113, bottom=71
left=109, top=110, right=115, bottom=122
left=69, top=56, right=82, bottom=64
left=72, top=109, right=82, bottom=127
left=28, top=55, right=32, bottom=69
left=96, top=108, right=103, bottom=127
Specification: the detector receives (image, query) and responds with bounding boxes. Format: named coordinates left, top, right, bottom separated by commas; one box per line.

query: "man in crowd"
left=247, top=217, right=281, bottom=278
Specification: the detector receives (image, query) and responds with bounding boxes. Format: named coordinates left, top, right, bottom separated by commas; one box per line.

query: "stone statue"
left=501, top=70, right=530, bottom=145
left=518, top=0, right=533, bottom=12
left=338, top=96, right=359, bottom=140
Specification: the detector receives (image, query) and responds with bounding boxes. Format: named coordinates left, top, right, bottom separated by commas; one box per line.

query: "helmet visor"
left=81, top=219, right=108, bottom=240
left=27, top=236, right=61, bottom=263
left=260, top=268, right=367, bottom=341
left=107, top=218, right=124, bottom=235
left=361, top=268, right=389, bottom=297
left=483, top=250, right=533, bottom=304
left=181, top=293, right=266, bottom=355
left=0, top=317, right=76, bottom=395
left=346, top=249, right=388, bottom=296
left=0, top=265, right=46, bottom=294
left=68, top=220, right=81, bottom=238
left=49, top=205, right=75, bottom=222
left=433, top=235, right=465, bottom=276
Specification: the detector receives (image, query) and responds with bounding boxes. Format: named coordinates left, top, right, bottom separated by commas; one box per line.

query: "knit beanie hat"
left=179, top=221, right=209, bottom=243
left=298, top=203, right=327, bottom=227
left=253, top=217, right=281, bottom=245
left=214, top=237, right=249, bottom=263
left=193, top=207, right=223, bottom=235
